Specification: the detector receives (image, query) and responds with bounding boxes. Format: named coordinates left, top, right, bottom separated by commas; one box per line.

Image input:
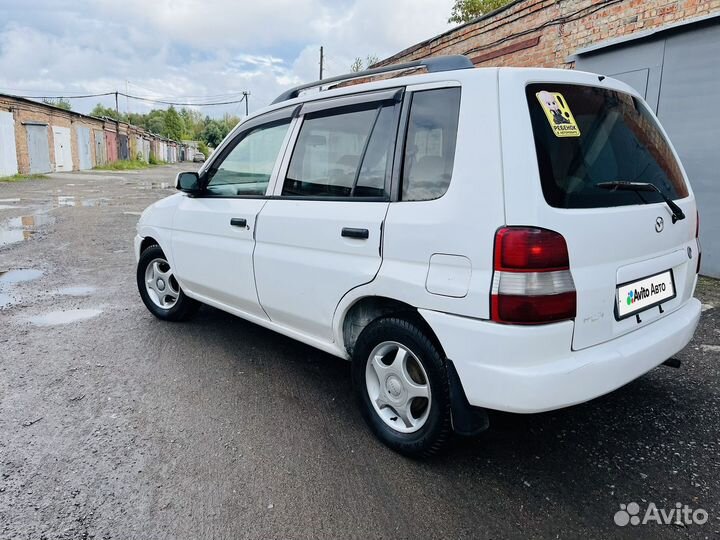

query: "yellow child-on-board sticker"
left=536, top=91, right=581, bottom=138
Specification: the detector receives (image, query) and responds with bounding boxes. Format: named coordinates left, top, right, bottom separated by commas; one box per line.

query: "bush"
left=95, top=160, right=153, bottom=171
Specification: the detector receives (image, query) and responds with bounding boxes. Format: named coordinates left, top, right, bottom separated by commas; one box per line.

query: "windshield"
left=526, top=83, right=688, bottom=209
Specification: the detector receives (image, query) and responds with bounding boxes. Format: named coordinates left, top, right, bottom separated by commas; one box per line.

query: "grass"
left=94, top=159, right=158, bottom=171
left=0, top=173, right=49, bottom=183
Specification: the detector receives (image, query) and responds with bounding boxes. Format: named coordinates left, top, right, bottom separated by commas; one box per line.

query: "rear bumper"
left=420, top=298, right=701, bottom=413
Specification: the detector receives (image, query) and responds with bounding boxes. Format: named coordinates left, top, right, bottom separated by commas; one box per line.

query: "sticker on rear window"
left=536, top=91, right=580, bottom=138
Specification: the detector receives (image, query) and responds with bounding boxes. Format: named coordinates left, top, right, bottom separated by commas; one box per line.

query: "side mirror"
left=176, top=172, right=202, bottom=194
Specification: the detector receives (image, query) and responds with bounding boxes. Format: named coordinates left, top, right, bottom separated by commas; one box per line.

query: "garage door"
left=576, top=19, right=720, bottom=277
left=0, top=111, right=18, bottom=177
left=76, top=127, right=92, bottom=170
left=25, top=124, right=51, bottom=174
left=52, top=126, right=73, bottom=172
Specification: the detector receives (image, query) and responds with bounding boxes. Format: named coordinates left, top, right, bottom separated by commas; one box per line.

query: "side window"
left=283, top=105, right=395, bottom=198
left=401, top=88, right=461, bottom=201
left=206, top=120, right=290, bottom=197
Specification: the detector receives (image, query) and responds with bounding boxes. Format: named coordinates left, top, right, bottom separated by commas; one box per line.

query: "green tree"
left=350, top=55, right=380, bottom=72
left=43, top=98, right=72, bottom=111
left=90, top=103, right=122, bottom=120
left=163, top=106, right=184, bottom=141
left=448, top=0, right=511, bottom=24
left=201, top=120, right=224, bottom=147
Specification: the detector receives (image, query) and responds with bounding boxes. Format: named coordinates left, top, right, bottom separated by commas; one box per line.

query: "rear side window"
left=283, top=104, right=396, bottom=198
left=401, top=87, right=461, bottom=201
left=526, top=83, right=688, bottom=208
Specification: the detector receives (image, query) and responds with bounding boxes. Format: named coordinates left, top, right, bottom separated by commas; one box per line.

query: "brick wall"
left=377, top=0, right=720, bottom=69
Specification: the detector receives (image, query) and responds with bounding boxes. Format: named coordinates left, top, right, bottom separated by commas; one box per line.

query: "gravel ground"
left=0, top=164, right=718, bottom=539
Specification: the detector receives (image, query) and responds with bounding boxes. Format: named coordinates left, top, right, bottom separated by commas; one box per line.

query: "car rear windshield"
left=526, top=83, right=688, bottom=209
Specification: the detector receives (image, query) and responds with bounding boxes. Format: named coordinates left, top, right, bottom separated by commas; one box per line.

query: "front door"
left=254, top=95, right=400, bottom=341
left=171, top=114, right=294, bottom=319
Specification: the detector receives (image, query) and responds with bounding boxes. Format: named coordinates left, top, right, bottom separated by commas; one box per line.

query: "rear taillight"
left=491, top=227, right=576, bottom=324
left=696, top=210, right=701, bottom=274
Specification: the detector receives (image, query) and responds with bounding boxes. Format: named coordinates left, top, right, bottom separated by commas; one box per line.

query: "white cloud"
left=0, top=0, right=454, bottom=117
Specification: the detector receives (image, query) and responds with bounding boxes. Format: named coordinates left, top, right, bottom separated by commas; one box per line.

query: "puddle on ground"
left=137, top=182, right=172, bottom=190
left=0, top=213, right=55, bottom=247
left=0, top=204, right=27, bottom=210
left=0, top=198, right=21, bottom=203
left=55, top=195, right=112, bottom=207
left=0, top=268, right=43, bottom=285
left=0, top=268, right=43, bottom=308
left=28, top=308, right=102, bottom=326
left=82, top=198, right=111, bottom=207
left=123, top=211, right=142, bottom=216
left=57, top=285, right=96, bottom=296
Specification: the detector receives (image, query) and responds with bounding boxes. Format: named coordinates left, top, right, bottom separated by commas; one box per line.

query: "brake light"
left=696, top=210, right=702, bottom=274
left=491, top=227, right=576, bottom=324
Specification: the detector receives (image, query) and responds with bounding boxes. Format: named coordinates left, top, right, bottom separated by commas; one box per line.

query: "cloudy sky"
left=0, top=0, right=455, bottom=118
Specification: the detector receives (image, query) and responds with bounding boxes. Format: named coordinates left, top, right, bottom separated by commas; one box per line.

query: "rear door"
left=253, top=90, right=401, bottom=341
left=499, top=70, right=698, bottom=350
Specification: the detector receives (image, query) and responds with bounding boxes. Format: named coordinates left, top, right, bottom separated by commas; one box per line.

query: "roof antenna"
left=598, top=75, right=606, bottom=82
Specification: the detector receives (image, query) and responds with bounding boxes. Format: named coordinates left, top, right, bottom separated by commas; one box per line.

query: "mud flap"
left=446, top=359, right=490, bottom=436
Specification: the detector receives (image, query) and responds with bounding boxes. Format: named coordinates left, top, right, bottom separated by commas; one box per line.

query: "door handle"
left=230, top=218, right=247, bottom=228
left=341, top=227, right=369, bottom=239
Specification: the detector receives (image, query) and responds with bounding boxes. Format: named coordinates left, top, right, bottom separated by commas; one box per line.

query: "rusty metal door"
left=94, top=130, right=106, bottom=166
left=105, top=131, right=118, bottom=162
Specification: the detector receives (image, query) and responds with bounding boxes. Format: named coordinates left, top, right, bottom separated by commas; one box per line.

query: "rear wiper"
left=596, top=181, right=686, bottom=223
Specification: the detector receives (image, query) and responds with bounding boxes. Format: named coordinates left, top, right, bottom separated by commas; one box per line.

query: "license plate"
left=616, top=270, right=676, bottom=320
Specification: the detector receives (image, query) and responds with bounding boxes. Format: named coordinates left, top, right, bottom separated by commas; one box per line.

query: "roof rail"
left=271, top=55, right=473, bottom=104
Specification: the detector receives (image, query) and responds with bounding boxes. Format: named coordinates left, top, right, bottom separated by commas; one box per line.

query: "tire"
left=352, top=316, right=452, bottom=457
left=136, top=244, right=199, bottom=321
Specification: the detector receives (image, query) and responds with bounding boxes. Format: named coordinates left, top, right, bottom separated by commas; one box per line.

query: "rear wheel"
left=352, top=317, right=452, bottom=457
left=137, top=244, right=199, bottom=321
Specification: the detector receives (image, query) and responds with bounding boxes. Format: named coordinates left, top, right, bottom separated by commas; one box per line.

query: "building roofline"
left=0, top=92, right=185, bottom=144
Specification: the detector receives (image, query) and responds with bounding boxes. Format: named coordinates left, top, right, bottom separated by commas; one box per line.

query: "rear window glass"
left=526, top=84, right=688, bottom=209
left=402, top=88, right=461, bottom=201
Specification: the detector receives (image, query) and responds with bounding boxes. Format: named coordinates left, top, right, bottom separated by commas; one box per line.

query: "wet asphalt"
left=0, top=164, right=718, bottom=539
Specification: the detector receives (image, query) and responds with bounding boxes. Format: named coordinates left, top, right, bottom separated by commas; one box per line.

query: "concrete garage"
left=573, top=16, right=720, bottom=277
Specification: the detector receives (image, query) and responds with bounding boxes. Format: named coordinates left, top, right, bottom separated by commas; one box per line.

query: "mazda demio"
left=135, top=56, right=701, bottom=457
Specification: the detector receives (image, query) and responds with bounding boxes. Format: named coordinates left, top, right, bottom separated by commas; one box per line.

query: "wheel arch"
left=338, top=295, right=446, bottom=359
left=136, top=225, right=175, bottom=268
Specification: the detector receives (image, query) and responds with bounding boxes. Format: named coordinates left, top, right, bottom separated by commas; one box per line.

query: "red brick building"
left=377, top=0, right=720, bottom=277
left=377, top=0, right=717, bottom=69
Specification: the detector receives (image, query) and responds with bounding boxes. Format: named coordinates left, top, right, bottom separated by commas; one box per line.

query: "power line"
left=122, top=92, right=247, bottom=107
left=5, top=90, right=248, bottom=107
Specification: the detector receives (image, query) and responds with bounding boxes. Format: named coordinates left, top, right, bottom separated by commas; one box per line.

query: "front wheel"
left=352, top=317, right=452, bottom=457
left=136, top=244, right=199, bottom=321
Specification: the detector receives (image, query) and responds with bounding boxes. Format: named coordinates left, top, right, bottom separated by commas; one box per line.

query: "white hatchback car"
left=135, top=56, right=701, bottom=456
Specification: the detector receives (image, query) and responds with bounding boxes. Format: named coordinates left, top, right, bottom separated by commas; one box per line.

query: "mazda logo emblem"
left=655, top=217, right=664, bottom=233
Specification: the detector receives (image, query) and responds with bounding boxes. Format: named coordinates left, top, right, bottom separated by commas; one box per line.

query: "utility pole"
left=114, top=91, right=121, bottom=161
left=319, top=46, right=324, bottom=80
left=242, top=91, right=250, bottom=116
